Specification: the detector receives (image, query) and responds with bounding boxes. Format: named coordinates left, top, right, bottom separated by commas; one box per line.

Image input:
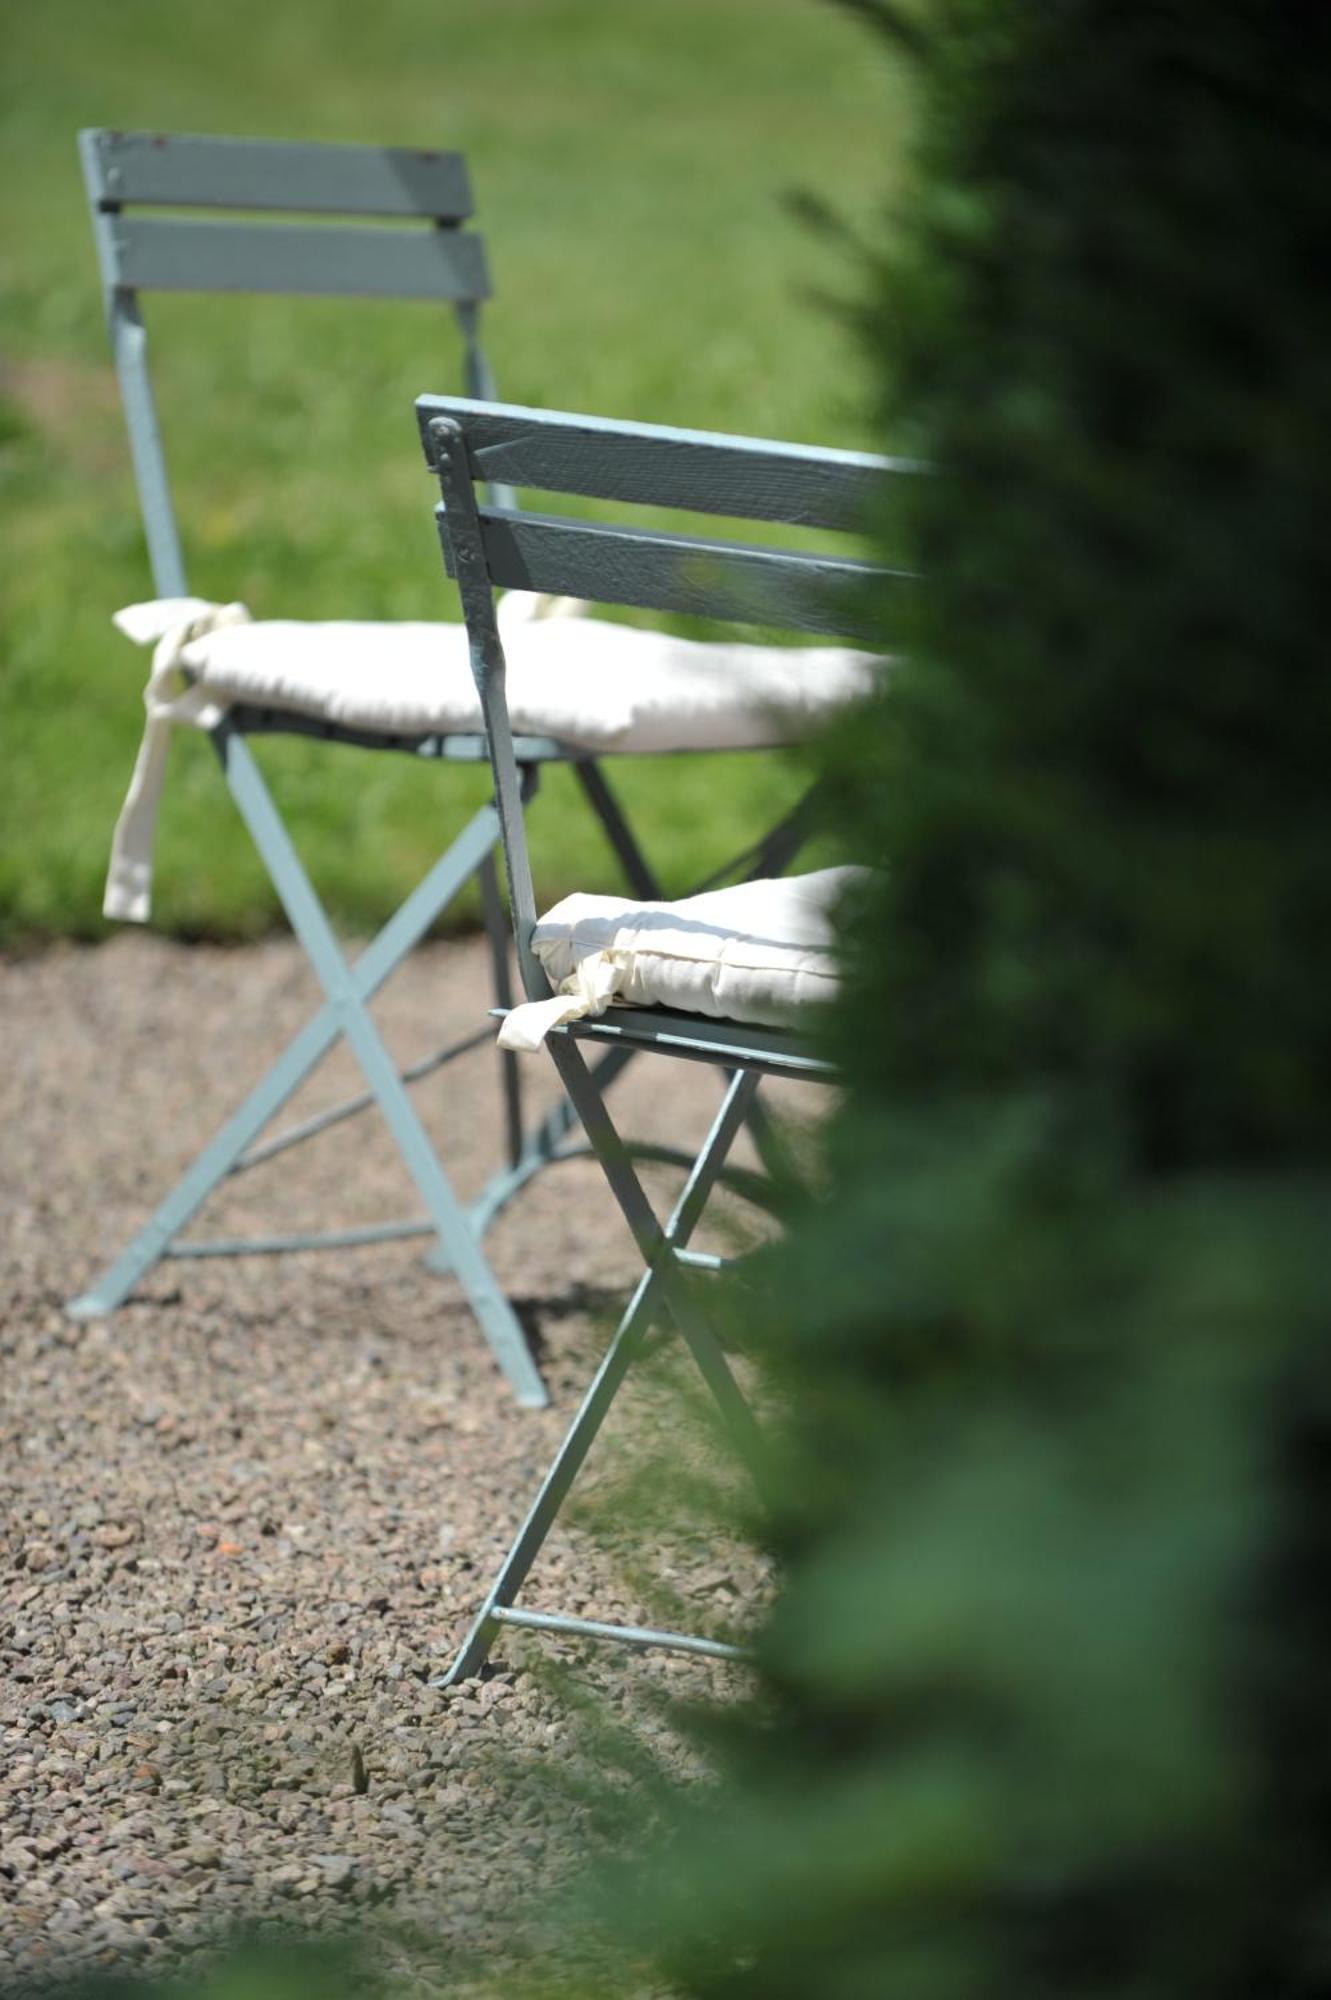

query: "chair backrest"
left=419, top=394, right=914, bottom=998
left=82, top=129, right=500, bottom=597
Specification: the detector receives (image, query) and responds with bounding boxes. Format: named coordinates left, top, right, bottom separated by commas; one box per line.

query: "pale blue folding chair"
left=420, top=396, right=904, bottom=1676
left=74, top=131, right=847, bottom=1408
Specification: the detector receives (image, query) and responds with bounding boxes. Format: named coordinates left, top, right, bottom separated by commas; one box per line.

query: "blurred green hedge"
left=604, top=2, right=1331, bottom=1996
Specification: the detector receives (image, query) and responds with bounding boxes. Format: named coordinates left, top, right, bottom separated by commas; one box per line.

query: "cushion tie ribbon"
left=497, top=950, right=626, bottom=1052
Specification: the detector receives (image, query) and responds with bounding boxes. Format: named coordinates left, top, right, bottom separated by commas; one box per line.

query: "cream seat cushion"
left=498, top=865, right=866, bottom=1052
left=104, top=594, right=884, bottom=923
left=116, top=593, right=881, bottom=752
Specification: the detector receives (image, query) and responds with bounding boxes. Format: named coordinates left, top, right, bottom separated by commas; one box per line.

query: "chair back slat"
left=84, top=130, right=474, bottom=220
left=434, top=504, right=891, bottom=640
left=420, top=396, right=919, bottom=531
left=422, top=397, right=903, bottom=1001
left=112, top=216, right=491, bottom=303
left=81, top=129, right=500, bottom=595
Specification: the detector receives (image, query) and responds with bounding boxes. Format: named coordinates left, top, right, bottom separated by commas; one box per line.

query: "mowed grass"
left=0, top=0, right=907, bottom=943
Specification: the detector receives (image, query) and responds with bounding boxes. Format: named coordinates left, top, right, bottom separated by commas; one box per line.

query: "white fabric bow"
left=103, top=599, right=252, bottom=922
left=497, top=950, right=626, bottom=1052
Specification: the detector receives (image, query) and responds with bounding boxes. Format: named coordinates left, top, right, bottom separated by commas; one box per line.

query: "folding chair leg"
left=547, top=1039, right=769, bottom=1484
left=573, top=759, right=662, bottom=900
left=683, top=778, right=826, bottom=898
left=441, top=1067, right=761, bottom=1684
left=750, top=788, right=818, bottom=878
left=215, top=727, right=546, bottom=1407
left=68, top=793, right=506, bottom=1320
left=70, top=737, right=545, bottom=1408
left=441, top=1269, right=653, bottom=1682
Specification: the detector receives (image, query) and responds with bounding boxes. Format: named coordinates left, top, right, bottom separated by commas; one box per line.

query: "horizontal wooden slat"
left=111, top=217, right=491, bottom=302
left=419, top=396, right=921, bottom=529
left=83, top=129, right=473, bottom=220
left=435, top=505, right=901, bottom=641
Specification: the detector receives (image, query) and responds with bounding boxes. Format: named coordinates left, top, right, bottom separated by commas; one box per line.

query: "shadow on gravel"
left=512, top=1280, right=626, bottom=1344
left=0, top=1931, right=411, bottom=2000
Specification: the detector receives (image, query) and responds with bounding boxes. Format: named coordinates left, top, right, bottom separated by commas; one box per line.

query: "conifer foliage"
left=627, top=4, right=1331, bottom=1995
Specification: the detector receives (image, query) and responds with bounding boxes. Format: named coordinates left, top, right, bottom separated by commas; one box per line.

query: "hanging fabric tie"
left=497, top=950, right=626, bottom=1052
left=103, top=598, right=251, bottom=922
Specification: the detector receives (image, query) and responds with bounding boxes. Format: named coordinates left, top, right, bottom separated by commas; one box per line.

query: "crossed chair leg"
left=440, top=1060, right=771, bottom=1684
left=68, top=725, right=548, bottom=1408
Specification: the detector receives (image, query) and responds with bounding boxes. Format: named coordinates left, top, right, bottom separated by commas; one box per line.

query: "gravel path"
left=1, top=934, right=778, bottom=1992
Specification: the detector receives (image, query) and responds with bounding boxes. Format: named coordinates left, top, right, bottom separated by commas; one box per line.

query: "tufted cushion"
left=497, top=865, right=867, bottom=1051
left=115, top=594, right=882, bottom=752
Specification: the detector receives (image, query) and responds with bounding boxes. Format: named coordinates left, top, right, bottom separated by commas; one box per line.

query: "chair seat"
left=497, top=865, right=867, bottom=1052
left=557, top=1003, right=838, bottom=1080
left=115, top=593, right=881, bottom=753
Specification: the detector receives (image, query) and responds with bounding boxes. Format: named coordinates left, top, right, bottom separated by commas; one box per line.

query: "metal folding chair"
left=72, top=130, right=836, bottom=1408
left=420, top=396, right=903, bottom=1676
left=71, top=129, right=567, bottom=1401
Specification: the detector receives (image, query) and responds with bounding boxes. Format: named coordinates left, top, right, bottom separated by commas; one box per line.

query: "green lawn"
left=0, top=0, right=906, bottom=943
